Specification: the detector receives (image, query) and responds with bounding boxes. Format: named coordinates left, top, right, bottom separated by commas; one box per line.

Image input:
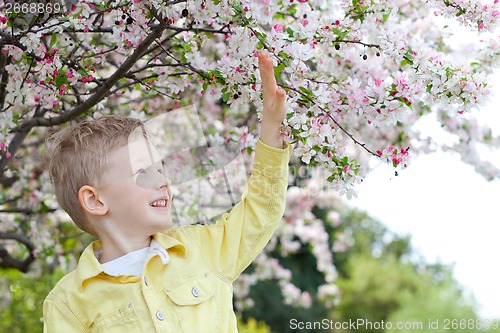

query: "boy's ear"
left=78, top=185, right=108, bottom=216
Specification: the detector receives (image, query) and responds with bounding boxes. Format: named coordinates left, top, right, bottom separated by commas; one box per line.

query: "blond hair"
left=45, top=115, right=144, bottom=235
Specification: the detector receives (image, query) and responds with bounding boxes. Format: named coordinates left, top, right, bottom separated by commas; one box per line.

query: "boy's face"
left=98, top=135, right=173, bottom=236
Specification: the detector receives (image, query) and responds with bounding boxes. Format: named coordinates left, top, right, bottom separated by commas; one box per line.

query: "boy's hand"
left=258, top=51, right=287, bottom=148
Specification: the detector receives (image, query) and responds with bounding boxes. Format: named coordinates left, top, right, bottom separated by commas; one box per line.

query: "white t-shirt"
left=99, top=240, right=170, bottom=277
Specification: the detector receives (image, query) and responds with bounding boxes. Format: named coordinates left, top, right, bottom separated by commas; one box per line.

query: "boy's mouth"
left=150, top=197, right=169, bottom=208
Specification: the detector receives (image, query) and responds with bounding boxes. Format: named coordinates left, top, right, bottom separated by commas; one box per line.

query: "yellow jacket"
left=43, top=139, right=292, bottom=332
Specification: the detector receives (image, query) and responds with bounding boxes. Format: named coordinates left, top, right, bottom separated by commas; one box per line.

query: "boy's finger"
left=258, top=52, right=277, bottom=91
left=276, top=88, right=286, bottom=99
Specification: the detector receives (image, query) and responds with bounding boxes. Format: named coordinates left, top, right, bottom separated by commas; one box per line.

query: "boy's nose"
left=156, top=173, right=171, bottom=191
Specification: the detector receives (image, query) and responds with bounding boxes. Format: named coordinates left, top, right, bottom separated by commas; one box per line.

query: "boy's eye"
left=135, top=168, right=146, bottom=175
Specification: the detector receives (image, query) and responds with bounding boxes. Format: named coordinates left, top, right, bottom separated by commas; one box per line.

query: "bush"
left=0, top=269, right=64, bottom=333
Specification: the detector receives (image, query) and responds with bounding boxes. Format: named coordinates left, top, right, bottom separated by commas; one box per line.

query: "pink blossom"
left=58, top=84, right=67, bottom=95
left=392, top=156, right=402, bottom=165
left=273, top=24, right=283, bottom=32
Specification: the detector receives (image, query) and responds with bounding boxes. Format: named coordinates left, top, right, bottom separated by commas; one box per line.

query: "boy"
left=43, top=52, right=293, bottom=332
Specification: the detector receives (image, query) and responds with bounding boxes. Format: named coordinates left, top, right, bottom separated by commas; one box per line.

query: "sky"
left=348, top=74, right=500, bottom=319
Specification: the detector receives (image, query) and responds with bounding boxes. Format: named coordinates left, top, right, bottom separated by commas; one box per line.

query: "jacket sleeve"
left=187, top=138, right=293, bottom=282
left=43, top=295, right=86, bottom=333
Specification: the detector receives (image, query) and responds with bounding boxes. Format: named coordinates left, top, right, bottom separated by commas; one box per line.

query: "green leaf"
left=445, top=67, right=453, bottom=79
left=299, top=86, right=313, bottom=97
left=274, top=63, right=285, bottom=77
left=400, top=59, right=411, bottom=67
left=54, top=74, right=67, bottom=89
left=50, top=34, right=57, bottom=47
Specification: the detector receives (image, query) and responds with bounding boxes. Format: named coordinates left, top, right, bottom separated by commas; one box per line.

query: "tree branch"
left=0, top=39, right=10, bottom=112
left=13, top=19, right=168, bottom=132
left=284, top=84, right=379, bottom=157
left=0, top=232, right=35, bottom=273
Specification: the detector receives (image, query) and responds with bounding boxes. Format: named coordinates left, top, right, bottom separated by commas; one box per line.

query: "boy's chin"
left=152, top=218, right=173, bottom=232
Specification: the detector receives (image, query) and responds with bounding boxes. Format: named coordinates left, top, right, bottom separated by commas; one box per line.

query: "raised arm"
left=258, top=52, right=287, bottom=149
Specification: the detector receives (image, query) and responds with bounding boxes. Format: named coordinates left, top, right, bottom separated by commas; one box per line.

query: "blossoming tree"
left=0, top=0, right=498, bottom=309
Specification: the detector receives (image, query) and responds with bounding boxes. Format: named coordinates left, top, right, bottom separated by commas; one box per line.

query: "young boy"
left=43, top=52, right=293, bottom=332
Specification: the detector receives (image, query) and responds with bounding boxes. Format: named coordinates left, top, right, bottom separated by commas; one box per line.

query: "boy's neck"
left=98, top=235, right=152, bottom=263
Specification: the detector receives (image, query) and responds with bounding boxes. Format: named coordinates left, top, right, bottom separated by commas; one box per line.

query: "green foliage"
left=0, top=269, right=65, bottom=333
left=241, top=250, right=331, bottom=333
left=330, top=207, right=500, bottom=333
left=241, top=205, right=500, bottom=333
left=237, top=316, right=272, bottom=333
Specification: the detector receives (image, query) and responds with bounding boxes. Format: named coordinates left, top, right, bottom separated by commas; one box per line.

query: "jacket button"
left=191, top=287, right=200, bottom=297
left=156, top=310, right=165, bottom=321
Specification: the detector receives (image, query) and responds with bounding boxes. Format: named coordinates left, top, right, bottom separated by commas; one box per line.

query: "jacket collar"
left=77, top=233, right=186, bottom=288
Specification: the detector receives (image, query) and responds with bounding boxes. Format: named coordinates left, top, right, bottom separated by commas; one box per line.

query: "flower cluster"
left=430, top=0, right=500, bottom=32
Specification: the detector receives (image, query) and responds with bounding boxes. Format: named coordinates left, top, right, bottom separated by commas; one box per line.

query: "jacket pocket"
left=90, top=303, right=143, bottom=333
left=165, top=273, right=217, bottom=332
